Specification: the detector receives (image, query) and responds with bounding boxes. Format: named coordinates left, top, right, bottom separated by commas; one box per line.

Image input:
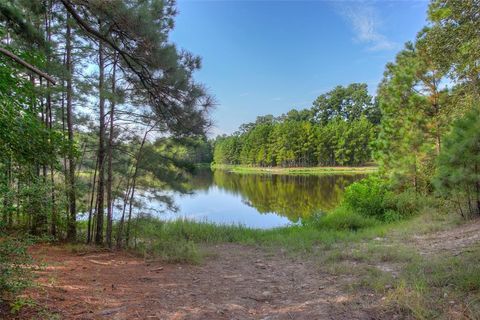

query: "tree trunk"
left=46, top=2, right=57, bottom=238
left=95, top=36, right=106, bottom=245
left=65, top=13, right=77, bottom=242
left=87, top=155, right=99, bottom=244
left=106, top=54, right=117, bottom=247
left=125, top=125, right=155, bottom=246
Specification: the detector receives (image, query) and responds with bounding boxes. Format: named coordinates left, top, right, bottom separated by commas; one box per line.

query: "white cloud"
left=338, top=2, right=398, bottom=51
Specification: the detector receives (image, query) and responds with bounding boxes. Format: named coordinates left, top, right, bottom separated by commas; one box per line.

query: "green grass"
left=304, top=209, right=478, bottom=319
left=211, top=164, right=377, bottom=175
left=126, top=194, right=458, bottom=263
left=378, top=245, right=480, bottom=319
left=127, top=213, right=408, bottom=262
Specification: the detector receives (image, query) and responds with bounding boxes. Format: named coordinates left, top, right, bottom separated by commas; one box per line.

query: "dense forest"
left=0, top=0, right=213, bottom=247
left=213, top=83, right=379, bottom=167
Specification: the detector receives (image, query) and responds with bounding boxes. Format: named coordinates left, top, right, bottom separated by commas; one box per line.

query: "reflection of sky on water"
left=121, top=171, right=367, bottom=229
left=139, top=186, right=293, bottom=229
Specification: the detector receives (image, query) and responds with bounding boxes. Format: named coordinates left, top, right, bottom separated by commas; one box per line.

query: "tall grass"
left=125, top=214, right=401, bottom=263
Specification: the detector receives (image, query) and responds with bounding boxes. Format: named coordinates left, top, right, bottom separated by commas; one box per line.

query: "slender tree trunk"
left=116, top=161, right=134, bottom=249
left=106, top=55, right=117, bottom=247
left=60, top=55, right=68, bottom=224
left=87, top=155, right=99, bottom=244
left=126, top=125, right=155, bottom=246
left=66, top=13, right=77, bottom=241
left=45, top=2, right=57, bottom=237
left=95, top=36, right=106, bottom=245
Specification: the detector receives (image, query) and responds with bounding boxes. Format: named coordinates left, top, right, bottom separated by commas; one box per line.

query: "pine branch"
left=0, top=47, right=56, bottom=85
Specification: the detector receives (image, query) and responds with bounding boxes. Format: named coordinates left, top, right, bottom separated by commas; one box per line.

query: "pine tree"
left=434, top=105, right=480, bottom=217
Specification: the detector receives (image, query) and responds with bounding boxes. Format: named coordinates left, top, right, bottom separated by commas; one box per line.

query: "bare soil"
left=5, top=218, right=480, bottom=319
left=9, top=244, right=379, bottom=320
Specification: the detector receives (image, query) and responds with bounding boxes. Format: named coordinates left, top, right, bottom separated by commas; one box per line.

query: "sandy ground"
left=9, top=244, right=379, bottom=320
left=5, top=218, right=480, bottom=320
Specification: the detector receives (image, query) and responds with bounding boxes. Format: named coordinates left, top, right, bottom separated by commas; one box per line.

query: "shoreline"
left=211, top=164, right=377, bottom=175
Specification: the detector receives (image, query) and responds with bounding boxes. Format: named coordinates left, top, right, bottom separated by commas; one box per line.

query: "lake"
left=135, top=169, right=366, bottom=229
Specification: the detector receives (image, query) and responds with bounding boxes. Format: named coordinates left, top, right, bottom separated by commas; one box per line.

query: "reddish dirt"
left=8, top=244, right=379, bottom=320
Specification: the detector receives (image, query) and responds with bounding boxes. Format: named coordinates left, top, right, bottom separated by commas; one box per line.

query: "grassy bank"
left=211, top=164, right=377, bottom=175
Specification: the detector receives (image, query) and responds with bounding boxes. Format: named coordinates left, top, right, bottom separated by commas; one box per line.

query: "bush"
left=384, top=189, right=423, bottom=218
left=342, top=176, right=423, bottom=222
left=343, top=176, right=392, bottom=219
left=0, top=237, right=32, bottom=301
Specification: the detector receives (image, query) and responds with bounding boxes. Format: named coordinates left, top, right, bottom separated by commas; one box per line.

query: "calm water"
left=137, top=169, right=365, bottom=229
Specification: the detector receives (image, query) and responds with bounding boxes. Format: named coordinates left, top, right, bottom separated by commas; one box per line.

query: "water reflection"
left=211, top=170, right=364, bottom=222
left=145, top=169, right=365, bottom=228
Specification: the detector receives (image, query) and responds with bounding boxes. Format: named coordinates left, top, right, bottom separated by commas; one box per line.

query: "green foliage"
left=213, top=83, right=378, bottom=168
left=312, top=207, right=379, bottom=231
left=0, top=237, right=32, bottom=301
left=427, top=0, right=480, bottom=98
left=336, top=176, right=424, bottom=222
left=375, top=43, right=446, bottom=193
left=312, top=83, right=380, bottom=124
left=434, top=105, right=480, bottom=217
left=9, top=297, right=36, bottom=315
left=384, top=190, right=425, bottom=219
left=0, top=51, right=70, bottom=236
left=343, top=176, right=392, bottom=219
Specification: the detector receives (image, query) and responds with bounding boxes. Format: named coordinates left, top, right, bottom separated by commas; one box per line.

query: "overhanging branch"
left=0, top=47, right=56, bottom=85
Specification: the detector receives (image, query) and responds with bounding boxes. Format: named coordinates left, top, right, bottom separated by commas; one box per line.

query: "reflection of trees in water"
left=211, top=170, right=365, bottom=222
left=186, top=168, right=214, bottom=191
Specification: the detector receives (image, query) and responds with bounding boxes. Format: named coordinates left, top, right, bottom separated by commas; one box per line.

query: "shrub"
left=384, top=189, right=423, bottom=218
left=0, top=237, right=32, bottom=301
left=343, top=176, right=392, bottom=219
left=342, top=176, right=423, bottom=222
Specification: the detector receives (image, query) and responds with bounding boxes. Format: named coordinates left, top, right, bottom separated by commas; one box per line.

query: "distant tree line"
left=214, top=83, right=380, bottom=167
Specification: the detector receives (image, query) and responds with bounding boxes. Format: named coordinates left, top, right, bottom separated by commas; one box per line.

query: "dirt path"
left=13, top=244, right=377, bottom=320
left=8, top=218, right=480, bottom=319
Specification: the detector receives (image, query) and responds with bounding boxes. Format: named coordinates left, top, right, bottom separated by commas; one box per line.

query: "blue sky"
left=170, top=0, right=430, bottom=136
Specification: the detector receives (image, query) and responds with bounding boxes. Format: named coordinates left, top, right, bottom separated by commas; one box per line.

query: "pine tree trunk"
left=87, top=155, right=99, bottom=244
left=46, top=2, right=57, bottom=238
left=66, top=13, right=77, bottom=241
left=95, top=36, right=106, bottom=245
left=126, top=125, right=154, bottom=246
left=106, top=55, right=117, bottom=247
